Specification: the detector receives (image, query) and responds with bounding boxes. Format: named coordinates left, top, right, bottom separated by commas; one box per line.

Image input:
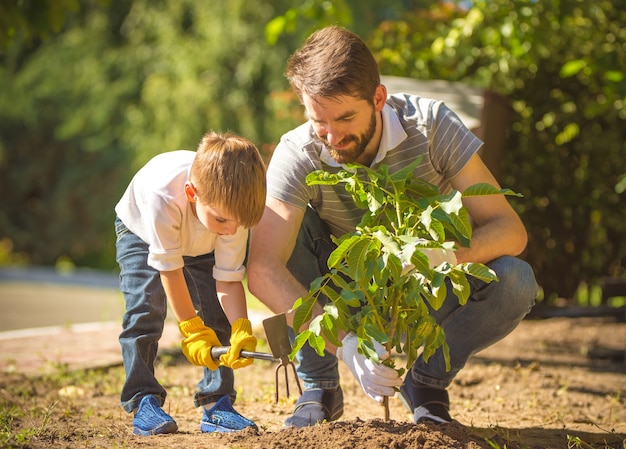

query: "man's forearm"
left=455, top=215, right=527, bottom=264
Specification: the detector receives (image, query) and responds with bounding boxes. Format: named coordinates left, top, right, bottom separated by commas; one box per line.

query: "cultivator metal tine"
left=274, top=357, right=302, bottom=403
left=263, top=313, right=303, bottom=403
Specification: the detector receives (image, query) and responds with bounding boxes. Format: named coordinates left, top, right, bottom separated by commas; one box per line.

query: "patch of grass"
left=0, top=402, right=36, bottom=448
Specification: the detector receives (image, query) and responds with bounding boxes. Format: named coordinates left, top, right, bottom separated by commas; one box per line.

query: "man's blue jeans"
left=115, top=217, right=235, bottom=413
left=286, top=207, right=538, bottom=391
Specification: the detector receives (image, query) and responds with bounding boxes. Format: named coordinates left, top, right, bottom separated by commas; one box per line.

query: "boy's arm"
left=160, top=268, right=197, bottom=321
left=216, top=280, right=248, bottom=323
left=161, top=268, right=222, bottom=370
left=216, top=279, right=256, bottom=369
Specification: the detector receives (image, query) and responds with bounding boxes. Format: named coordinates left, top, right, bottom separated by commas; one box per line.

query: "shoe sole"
left=133, top=420, right=178, bottom=436
left=200, top=423, right=257, bottom=433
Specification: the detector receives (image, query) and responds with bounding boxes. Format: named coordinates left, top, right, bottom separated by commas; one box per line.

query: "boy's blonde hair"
left=190, top=131, right=266, bottom=228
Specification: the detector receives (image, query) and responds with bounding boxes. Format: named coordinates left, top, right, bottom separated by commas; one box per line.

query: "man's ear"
left=184, top=182, right=196, bottom=202
left=373, top=84, right=387, bottom=112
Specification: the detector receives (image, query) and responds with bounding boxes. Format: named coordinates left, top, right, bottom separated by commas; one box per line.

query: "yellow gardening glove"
left=219, top=318, right=257, bottom=369
left=179, top=316, right=222, bottom=370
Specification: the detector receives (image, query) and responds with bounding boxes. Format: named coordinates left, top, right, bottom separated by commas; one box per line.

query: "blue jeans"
left=287, top=207, right=538, bottom=390
left=115, top=217, right=235, bottom=413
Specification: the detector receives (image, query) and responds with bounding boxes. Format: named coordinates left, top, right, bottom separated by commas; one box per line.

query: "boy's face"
left=185, top=182, right=239, bottom=236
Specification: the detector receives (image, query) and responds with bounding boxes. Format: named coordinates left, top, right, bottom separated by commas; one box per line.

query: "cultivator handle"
left=210, top=346, right=278, bottom=362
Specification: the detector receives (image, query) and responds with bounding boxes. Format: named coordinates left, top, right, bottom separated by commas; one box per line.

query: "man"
left=248, top=26, right=537, bottom=427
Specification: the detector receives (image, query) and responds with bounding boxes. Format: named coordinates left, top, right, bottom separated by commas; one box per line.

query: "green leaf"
left=415, top=315, right=437, bottom=339
left=309, top=314, right=323, bottom=334
left=388, top=157, right=423, bottom=192
left=357, top=337, right=382, bottom=363
left=422, top=325, right=447, bottom=365
left=447, top=270, right=471, bottom=305
left=321, top=313, right=342, bottom=347
left=364, top=322, right=391, bottom=345
left=338, top=288, right=362, bottom=307
left=604, top=71, right=624, bottom=83
left=372, top=228, right=400, bottom=254
left=346, top=237, right=375, bottom=281
left=427, top=273, right=448, bottom=310
left=307, top=333, right=327, bottom=357
left=459, top=263, right=498, bottom=282
left=462, top=183, right=522, bottom=198
left=560, top=59, right=586, bottom=78
left=327, top=234, right=360, bottom=268
left=290, top=330, right=312, bottom=359
left=306, top=169, right=342, bottom=186
left=264, top=16, right=286, bottom=45
left=439, top=190, right=464, bottom=215
left=292, top=295, right=317, bottom=332
left=615, top=173, right=626, bottom=194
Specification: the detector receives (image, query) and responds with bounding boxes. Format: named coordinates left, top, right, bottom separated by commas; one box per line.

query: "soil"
left=2, top=315, right=625, bottom=449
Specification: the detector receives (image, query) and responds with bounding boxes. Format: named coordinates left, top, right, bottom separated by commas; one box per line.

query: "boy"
left=114, top=131, right=266, bottom=435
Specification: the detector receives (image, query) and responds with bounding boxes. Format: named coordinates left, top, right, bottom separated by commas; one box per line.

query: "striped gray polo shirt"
left=266, top=94, right=483, bottom=237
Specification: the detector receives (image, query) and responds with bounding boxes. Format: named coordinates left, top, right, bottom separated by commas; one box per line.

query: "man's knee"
left=490, top=256, right=538, bottom=315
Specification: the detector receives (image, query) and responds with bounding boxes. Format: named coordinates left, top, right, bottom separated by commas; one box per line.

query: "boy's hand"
left=220, top=318, right=257, bottom=369
left=179, top=316, right=222, bottom=370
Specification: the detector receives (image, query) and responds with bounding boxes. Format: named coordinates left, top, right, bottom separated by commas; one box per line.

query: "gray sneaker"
left=284, top=387, right=344, bottom=427
left=399, top=379, right=451, bottom=424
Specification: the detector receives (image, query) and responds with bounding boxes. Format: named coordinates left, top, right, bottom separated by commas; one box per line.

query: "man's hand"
left=420, top=246, right=457, bottom=269
left=220, top=318, right=257, bottom=369
left=336, top=333, right=402, bottom=403
left=402, top=241, right=457, bottom=275
left=179, top=316, right=222, bottom=370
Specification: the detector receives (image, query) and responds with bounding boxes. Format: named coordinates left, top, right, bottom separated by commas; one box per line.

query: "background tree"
left=368, top=0, right=626, bottom=302
left=0, top=0, right=293, bottom=268
left=1, top=0, right=624, bottom=304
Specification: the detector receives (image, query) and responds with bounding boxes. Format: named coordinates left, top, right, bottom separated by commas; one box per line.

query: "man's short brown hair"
left=286, top=26, right=380, bottom=104
left=190, top=131, right=266, bottom=228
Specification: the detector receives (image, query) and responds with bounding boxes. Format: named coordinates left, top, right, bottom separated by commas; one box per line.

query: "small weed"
left=485, top=438, right=507, bottom=449
left=567, top=435, right=597, bottom=448
left=0, top=401, right=36, bottom=447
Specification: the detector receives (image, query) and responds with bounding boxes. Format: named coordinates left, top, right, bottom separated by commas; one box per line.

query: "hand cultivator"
left=211, top=313, right=302, bottom=403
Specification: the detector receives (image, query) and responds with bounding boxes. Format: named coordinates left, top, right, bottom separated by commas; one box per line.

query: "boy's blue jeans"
left=115, top=217, right=235, bottom=413
left=286, top=207, right=538, bottom=391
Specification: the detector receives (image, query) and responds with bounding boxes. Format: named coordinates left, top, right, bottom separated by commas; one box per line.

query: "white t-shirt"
left=115, top=150, right=247, bottom=282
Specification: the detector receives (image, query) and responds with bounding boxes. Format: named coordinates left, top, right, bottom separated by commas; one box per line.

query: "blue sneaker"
left=133, top=395, right=178, bottom=436
left=200, top=396, right=257, bottom=433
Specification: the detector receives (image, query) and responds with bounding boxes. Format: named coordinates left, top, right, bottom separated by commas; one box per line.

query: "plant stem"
left=383, top=396, right=390, bottom=421
left=382, top=340, right=393, bottom=421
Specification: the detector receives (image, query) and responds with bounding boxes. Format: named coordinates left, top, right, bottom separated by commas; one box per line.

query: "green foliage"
left=290, top=161, right=515, bottom=374
left=0, top=0, right=292, bottom=269
left=368, top=0, right=626, bottom=301
left=0, top=0, right=82, bottom=49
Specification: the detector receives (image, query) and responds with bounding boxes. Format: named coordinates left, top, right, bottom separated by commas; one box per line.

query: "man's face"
left=302, top=93, right=377, bottom=165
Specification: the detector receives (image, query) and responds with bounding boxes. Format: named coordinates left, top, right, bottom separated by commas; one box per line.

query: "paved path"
left=0, top=267, right=272, bottom=375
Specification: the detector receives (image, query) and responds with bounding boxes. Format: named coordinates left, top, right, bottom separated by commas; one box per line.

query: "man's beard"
left=321, top=109, right=377, bottom=165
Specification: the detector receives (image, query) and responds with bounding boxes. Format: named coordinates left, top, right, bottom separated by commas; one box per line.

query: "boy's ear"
left=184, top=182, right=196, bottom=202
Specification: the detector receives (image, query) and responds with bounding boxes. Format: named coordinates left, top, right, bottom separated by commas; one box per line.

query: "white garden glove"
left=336, top=333, right=402, bottom=403
left=420, top=247, right=457, bottom=269
left=401, top=240, right=457, bottom=275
